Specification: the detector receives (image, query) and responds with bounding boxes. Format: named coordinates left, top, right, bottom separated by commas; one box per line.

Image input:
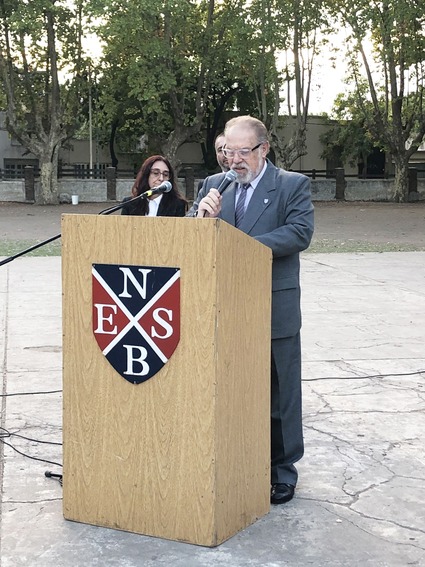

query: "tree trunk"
left=37, top=146, right=60, bottom=205
left=162, top=124, right=201, bottom=173
left=162, top=132, right=183, bottom=171
left=109, top=119, right=119, bottom=168
left=271, top=122, right=307, bottom=170
left=392, top=156, right=409, bottom=203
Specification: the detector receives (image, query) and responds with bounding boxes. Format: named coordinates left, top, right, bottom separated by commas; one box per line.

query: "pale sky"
left=308, top=60, right=347, bottom=115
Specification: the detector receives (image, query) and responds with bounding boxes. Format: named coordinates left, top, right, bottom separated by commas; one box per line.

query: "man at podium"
left=188, top=115, right=314, bottom=505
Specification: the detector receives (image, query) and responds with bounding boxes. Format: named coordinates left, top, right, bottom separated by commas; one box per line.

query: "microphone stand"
left=97, top=192, right=146, bottom=215
left=0, top=193, right=148, bottom=268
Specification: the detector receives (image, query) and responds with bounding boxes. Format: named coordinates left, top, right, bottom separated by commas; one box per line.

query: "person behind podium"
left=197, top=133, right=230, bottom=194
left=187, top=115, right=314, bottom=506
left=214, top=132, right=230, bottom=173
left=121, top=155, right=187, bottom=216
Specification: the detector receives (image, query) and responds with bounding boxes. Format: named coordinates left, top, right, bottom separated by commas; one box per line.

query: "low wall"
left=0, top=180, right=26, bottom=201
left=310, top=178, right=425, bottom=201
left=309, top=180, right=335, bottom=201
left=57, top=179, right=108, bottom=202
left=1, top=177, right=425, bottom=203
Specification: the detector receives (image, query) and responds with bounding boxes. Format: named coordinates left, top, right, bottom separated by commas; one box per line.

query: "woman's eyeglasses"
left=150, top=169, right=170, bottom=179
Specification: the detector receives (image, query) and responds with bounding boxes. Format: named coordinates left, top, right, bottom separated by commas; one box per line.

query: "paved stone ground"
left=1, top=200, right=425, bottom=256
left=1, top=199, right=425, bottom=565
left=1, top=253, right=424, bottom=566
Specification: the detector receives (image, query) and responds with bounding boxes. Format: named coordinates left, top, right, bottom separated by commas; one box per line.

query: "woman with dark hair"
left=121, top=155, right=187, bottom=216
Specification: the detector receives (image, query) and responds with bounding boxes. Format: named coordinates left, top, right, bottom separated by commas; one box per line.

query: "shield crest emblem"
left=92, top=263, right=180, bottom=384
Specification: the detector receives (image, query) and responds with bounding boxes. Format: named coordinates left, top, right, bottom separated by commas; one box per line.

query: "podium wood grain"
left=62, top=215, right=272, bottom=547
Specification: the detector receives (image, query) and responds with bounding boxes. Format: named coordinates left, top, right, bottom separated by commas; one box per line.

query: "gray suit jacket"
left=188, top=160, right=314, bottom=339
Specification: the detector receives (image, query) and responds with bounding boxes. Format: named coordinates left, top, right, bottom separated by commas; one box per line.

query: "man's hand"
left=198, top=188, right=222, bottom=218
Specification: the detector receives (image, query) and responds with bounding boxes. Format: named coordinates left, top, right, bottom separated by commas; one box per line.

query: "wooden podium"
left=61, top=214, right=272, bottom=547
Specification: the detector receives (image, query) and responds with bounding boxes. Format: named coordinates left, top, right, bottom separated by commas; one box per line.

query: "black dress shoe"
left=271, top=483, right=295, bottom=504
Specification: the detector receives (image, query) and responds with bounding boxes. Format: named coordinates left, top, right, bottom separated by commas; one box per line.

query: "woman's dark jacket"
left=120, top=194, right=187, bottom=217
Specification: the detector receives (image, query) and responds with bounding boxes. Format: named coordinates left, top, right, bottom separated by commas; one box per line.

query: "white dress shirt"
left=147, top=194, right=163, bottom=216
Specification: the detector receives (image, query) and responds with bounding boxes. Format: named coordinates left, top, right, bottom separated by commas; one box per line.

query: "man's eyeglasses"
left=150, top=168, right=170, bottom=179
left=222, top=142, right=263, bottom=158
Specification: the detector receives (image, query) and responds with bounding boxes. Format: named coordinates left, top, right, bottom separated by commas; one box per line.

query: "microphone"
left=141, top=180, right=172, bottom=198
left=98, top=181, right=172, bottom=215
left=216, top=169, right=237, bottom=194
left=193, top=169, right=237, bottom=218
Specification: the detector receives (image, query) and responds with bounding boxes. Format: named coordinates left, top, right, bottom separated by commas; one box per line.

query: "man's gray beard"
left=236, top=167, right=257, bottom=185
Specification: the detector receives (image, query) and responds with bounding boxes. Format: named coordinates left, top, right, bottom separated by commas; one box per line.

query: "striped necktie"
left=235, top=184, right=250, bottom=228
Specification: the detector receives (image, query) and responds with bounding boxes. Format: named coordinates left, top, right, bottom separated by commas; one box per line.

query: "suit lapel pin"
left=264, top=198, right=269, bottom=204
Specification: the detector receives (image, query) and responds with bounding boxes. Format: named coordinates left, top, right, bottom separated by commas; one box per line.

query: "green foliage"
left=237, top=0, right=335, bottom=167
left=90, top=0, right=267, bottom=165
left=325, top=0, right=425, bottom=200
left=321, top=90, right=377, bottom=168
left=0, top=0, right=97, bottom=201
left=87, top=0, right=336, bottom=170
left=1, top=1, right=87, bottom=112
